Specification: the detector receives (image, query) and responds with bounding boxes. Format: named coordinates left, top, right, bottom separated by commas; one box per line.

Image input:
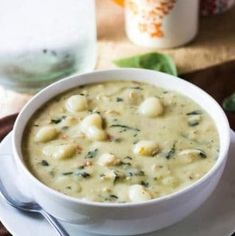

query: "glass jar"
left=0, top=0, right=96, bottom=93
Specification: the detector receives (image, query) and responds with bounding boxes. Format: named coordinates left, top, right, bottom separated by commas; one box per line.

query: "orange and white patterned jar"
left=125, top=0, right=199, bottom=48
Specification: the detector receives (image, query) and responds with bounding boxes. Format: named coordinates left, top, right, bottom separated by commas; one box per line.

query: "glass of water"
left=0, top=0, right=96, bottom=93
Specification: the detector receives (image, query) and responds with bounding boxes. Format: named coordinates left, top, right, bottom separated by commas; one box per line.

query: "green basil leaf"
left=223, top=93, right=235, bottom=112
left=113, top=52, right=177, bottom=76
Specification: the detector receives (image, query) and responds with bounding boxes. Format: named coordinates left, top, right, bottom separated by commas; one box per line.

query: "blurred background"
left=0, top=0, right=234, bottom=117
left=96, top=0, right=235, bottom=72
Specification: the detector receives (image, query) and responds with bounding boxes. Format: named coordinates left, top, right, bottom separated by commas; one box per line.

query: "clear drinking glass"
left=0, top=0, right=96, bottom=93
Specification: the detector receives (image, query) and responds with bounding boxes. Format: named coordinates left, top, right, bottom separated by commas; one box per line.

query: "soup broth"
left=22, top=81, right=219, bottom=203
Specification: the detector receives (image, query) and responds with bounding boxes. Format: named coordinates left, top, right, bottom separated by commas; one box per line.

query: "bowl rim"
left=12, top=68, right=231, bottom=208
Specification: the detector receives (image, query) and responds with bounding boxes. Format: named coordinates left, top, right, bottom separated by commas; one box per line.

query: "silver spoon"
left=0, top=178, right=70, bottom=236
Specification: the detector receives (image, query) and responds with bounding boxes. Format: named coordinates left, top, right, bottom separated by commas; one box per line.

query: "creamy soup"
left=22, top=81, right=219, bottom=203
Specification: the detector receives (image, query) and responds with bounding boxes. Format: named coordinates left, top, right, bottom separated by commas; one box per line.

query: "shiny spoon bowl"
left=0, top=177, right=69, bottom=236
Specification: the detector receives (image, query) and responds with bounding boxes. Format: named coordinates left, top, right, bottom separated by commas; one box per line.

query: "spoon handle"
left=40, top=209, right=70, bottom=236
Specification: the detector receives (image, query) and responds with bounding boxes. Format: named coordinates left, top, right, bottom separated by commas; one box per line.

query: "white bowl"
left=12, top=69, right=231, bottom=235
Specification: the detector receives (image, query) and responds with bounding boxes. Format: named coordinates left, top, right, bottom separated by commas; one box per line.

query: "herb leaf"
left=113, top=52, right=177, bottom=76
left=186, top=110, right=202, bottom=116
left=223, top=93, right=235, bottom=112
left=85, top=149, right=98, bottom=159
left=196, top=149, right=207, bottom=158
left=110, top=124, right=140, bottom=132
left=40, top=160, right=49, bottom=166
left=116, top=97, right=123, bottom=102
left=140, top=181, right=149, bottom=187
left=75, top=171, right=91, bottom=178
left=110, top=194, right=118, bottom=199
left=165, top=144, right=176, bottom=159
left=51, top=115, right=66, bottom=124
left=62, top=172, right=73, bottom=176
left=188, top=121, right=199, bottom=127
left=129, top=86, right=143, bottom=90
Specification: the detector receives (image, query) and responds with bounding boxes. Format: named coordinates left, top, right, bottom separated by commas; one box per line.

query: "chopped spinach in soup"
left=22, top=81, right=219, bottom=203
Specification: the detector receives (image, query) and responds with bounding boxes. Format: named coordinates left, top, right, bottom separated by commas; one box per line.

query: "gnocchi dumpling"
left=80, top=113, right=107, bottom=141
left=138, top=97, right=163, bottom=118
left=65, top=95, right=88, bottom=112
left=97, top=153, right=120, bottom=166
left=80, top=113, right=103, bottom=133
left=52, top=144, right=77, bottom=160
left=133, top=140, right=159, bottom=156
left=86, top=126, right=107, bottom=141
left=100, top=169, right=116, bottom=181
left=35, top=126, right=58, bottom=142
left=128, top=184, right=151, bottom=202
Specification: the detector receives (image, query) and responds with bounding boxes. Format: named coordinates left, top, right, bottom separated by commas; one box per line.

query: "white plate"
left=0, top=132, right=235, bottom=236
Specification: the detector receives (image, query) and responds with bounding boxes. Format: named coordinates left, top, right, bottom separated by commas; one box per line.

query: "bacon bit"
left=76, top=145, right=83, bottom=154
left=107, top=134, right=122, bottom=143
left=84, top=160, right=92, bottom=167
left=107, top=134, right=113, bottom=142
left=60, top=134, right=68, bottom=139
left=114, top=158, right=121, bottom=166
